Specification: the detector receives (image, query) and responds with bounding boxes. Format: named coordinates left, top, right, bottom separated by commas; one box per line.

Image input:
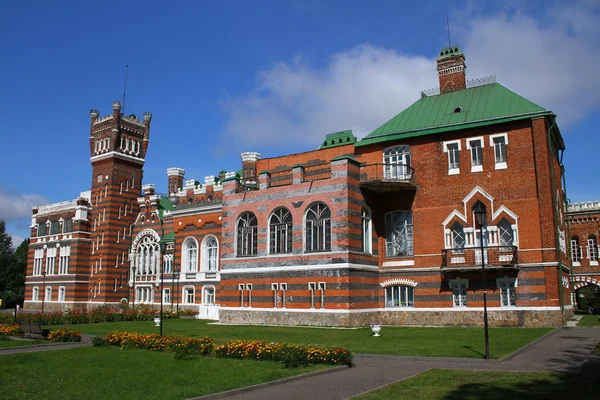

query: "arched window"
left=237, top=212, right=258, bottom=256
left=384, top=211, right=413, bottom=257
left=45, top=286, right=52, bottom=301
left=305, top=203, right=331, bottom=252
left=203, top=286, right=216, bottom=305
left=269, top=208, right=292, bottom=254
left=498, top=219, right=514, bottom=249
left=202, top=236, right=219, bottom=271
left=571, top=236, right=582, bottom=263
left=588, top=235, right=598, bottom=263
left=135, top=235, right=160, bottom=277
left=383, top=146, right=411, bottom=179
left=33, top=286, right=39, bottom=301
left=451, top=222, right=465, bottom=250
left=385, top=285, right=414, bottom=307
left=183, top=238, right=198, bottom=272
left=361, top=208, right=372, bottom=254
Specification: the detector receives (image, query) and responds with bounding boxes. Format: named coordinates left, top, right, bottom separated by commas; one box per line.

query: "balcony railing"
left=359, top=163, right=416, bottom=192
left=441, top=246, right=519, bottom=271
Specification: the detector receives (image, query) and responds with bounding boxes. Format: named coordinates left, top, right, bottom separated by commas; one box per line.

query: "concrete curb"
left=187, top=365, right=349, bottom=400
left=501, top=327, right=563, bottom=362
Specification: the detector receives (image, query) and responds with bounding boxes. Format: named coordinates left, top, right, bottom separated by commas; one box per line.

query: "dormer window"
left=453, top=107, right=463, bottom=113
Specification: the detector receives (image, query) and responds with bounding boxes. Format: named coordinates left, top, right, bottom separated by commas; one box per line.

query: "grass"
left=50, top=319, right=552, bottom=359
left=0, top=339, right=47, bottom=348
left=0, top=346, right=326, bottom=400
left=353, top=368, right=599, bottom=400
left=577, top=315, right=600, bottom=327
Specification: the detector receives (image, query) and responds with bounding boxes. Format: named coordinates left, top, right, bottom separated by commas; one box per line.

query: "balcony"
left=359, top=163, right=416, bottom=193
left=441, top=246, right=519, bottom=272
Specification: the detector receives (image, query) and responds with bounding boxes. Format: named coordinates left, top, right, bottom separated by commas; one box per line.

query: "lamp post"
left=131, top=265, right=137, bottom=311
left=473, top=202, right=490, bottom=360
left=41, top=267, right=47, bottom=314
left=175, top=264, right=180, bottom=315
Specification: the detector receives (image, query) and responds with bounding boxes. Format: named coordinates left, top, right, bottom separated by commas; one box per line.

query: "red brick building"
left=24, top=45, right=573, bottom=327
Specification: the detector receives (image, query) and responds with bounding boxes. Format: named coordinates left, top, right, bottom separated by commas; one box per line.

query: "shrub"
left=92, top=336, right=107, bottom=347
left=0, top=333, right=8, bottom=341
left=0, top=323, right=21, bottom=337
left=9, top=308, right=179, bottom=326
left=102, top=332, right=214, bottom=359
left=47, top=329, right=82, bottom=342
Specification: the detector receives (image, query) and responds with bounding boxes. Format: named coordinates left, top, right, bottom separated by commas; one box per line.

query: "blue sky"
left=1, top=0, right=599, bottom=244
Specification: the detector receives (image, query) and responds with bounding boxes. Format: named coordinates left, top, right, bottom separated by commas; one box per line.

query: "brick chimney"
left=437, top=46, right=466, bottom=94
left=167, top=168, right=185, bottom=195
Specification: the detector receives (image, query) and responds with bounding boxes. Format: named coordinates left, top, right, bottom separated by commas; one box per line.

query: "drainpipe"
left=546, top=120, right=565, bottom=316
left=562, top=164, right=575, bottom=308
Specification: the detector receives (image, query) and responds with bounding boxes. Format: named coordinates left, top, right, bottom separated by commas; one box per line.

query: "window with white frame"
left=59, top=245, right=70, bottom=275
left=45, top=286, right=52, bottom=301
left=571, top=236, right=582, bottom=263
left=32, top=286, right=39, bottom=301
left=163, top=254, right=173, bottom=274
left=237, top=212, right=258, bottom=256
left=498, top=219, right=515, bottom=250
left=33, top=248, right=44, bottom=276
left=362, top=208, right=372, bottom=254
left=58, top=286, right=66, bottom=302
left=385, top=211, right=413, bottom=257
left=490, top=133, right=508, bottom=169
left=136, top=286, right=152, bottom=303
left=46, top=247, right=57, bottom=275
left=385, top=285, right=414, bottom=307
left=467, top=137, right=484, bottom=172
left=383, top=145, right=411, bottom=179
left=451, top=222, right=465, bottom=251
left=182, top=238, right=198, bottom=272
left=498, top=278, right=516, bottom=307
left=305, top=203, right=331, bottom=252
left=201, top=236, right=219, bottom=271
left=163, top=288, right=171, bottom=304
left=203, top=286, right=215, bottom=305
left=443, top=140, right=461, bottom=175
left=588, top=235, right=598, bottom=264
left=269, top=208, right=292, bottom=254
left=50, top=220, right=60, bottom=235
left=63, top=218, right=73, bottom=233
left=37, top=222, right=47, bottom=236
left=450, top=279, right=468, bottom=307
left=184, top=287, right=195, bottom=304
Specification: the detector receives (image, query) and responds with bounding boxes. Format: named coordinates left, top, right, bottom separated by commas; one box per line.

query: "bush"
left=577, top=287, right=600, bottom=314
left=0, top=333, right=8, bottom=341
left=102, top=332, right=214, bottom=360
left=6, top=307, right=179, bottom=326
left=47, top=329, right=82, bottom=342
left=92, top=336, right=107, bottom=347
left=0, top=323, right=21, bottom=337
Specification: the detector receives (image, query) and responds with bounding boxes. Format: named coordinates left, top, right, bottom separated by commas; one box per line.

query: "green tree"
left=0, top=220, right=28, bottom=308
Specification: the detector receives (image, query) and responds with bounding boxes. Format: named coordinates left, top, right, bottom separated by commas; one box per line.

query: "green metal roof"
left=319, top=130, right=356, bottom=149
left=357, top=83, right=551, bottom=147
left=158, top=197, right=174, bottom=221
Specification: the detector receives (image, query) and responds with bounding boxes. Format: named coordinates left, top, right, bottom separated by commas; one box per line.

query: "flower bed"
left=48, top=329, right=82, bottom=342
left=100, top=332, right=214, bottom=360
left=0, top=323, right=21, bottom=338
left=214, top=340, right=353, bottom=368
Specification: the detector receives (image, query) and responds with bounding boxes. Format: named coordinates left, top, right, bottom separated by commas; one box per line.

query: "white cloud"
left=0, top=189, right=49, bottom=222
left=220, top=1, right=599, bottom=151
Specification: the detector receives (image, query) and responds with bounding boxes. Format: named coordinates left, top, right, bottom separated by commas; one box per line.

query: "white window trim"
left=201, top=235, right=219, bottom=272
left=466, top=136, right=484, bottom=172
left=202, top=285, right=216, bottom=305
left=443, top=139, right=461, bottom=175
left=182, top=237, right=199, bottom=273
left=489, top=133, right=508, bottom=170
left=58, top=286, right=66, bottom=302
left=497, top=277, right=517, bottom=307
left=183, top=285, right=195, bottom=304
left=449, top=278, right=468, bottom=308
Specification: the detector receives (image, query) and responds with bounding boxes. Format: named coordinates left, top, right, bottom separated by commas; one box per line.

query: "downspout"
left=546, top=120, right=565, bottom=315
left=562, top=164, right=575, bottom=308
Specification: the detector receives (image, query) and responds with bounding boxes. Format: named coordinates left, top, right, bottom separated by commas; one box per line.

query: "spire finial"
left=446, top=10, right=451, bottom=48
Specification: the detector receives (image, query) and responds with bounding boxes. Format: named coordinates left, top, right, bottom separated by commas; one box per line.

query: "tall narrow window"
left=63, top=218, right=73, bottom=233
left=33, top=287, right=39, bottom=301
left=451, top=222, right=465, bottom=251
left=203, top=287, right=215, bottom=305
left=450, top=280, right=468, bottom=307
left=444, top=140, right=461, bottom=175
left=135, top=235, right=160, bottom=276
left=202, top=236, right=218, bottom=271
left=467, top=137, right=483, bottom=172
left=571, top=236, right=582, bottom=263
left=361, top=208, right=372, bottom=254
left=38, top=222, right=47, bottom=237
left=59, top=246, right=70, bottom=275
left=498, top=278, right=516, bottom=307
left=184, top=287, right=195, bottom=304
left=498, top=219, right=514, bottom=250
left=384, top=211, right=413, bottom=257
left=46, top=247, right=57, bottom=275
left=269, top=208, right=292, bottom=254
left=491, top=134, right=508, bottom=169
left=45, top=286, right=52, bottom=302
left=183, top=238, right=198, bottom=272
left=58, top=286, right=66, bottom=302
left=383, top=146, right=411, bottom=179
left=305, top=203, right=331, bottom=252
left=33, top=249, right=44, bottom=276
left=588, top=235, right=598, bottom=264
left=237, top=212, right=258, bottom=256
left=50, top=220, right=59, bottom=235
left=163, top=288, right=171, bottom=304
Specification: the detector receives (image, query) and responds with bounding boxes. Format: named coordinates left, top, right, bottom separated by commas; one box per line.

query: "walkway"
left=196, top=327, right=600, bottom=400
left=0, top=334, right=94, bottom=355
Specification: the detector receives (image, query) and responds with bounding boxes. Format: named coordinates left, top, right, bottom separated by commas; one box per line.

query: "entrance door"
left=474, top=229, right=489, bottom=264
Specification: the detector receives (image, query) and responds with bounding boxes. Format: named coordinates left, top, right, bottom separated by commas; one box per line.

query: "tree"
left=0, top=220, right=28, bottom=308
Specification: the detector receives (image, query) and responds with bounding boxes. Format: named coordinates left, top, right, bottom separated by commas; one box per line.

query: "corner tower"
left=88, top=102, right=152, bottom=305
left=437, top=46, right=466, bottom=94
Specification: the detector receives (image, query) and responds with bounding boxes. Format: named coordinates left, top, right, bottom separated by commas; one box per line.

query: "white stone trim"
left=219, top=263, right=379, bottom=274
left=241, top=152, right=262, bottom=162
left=219, top=305, right=563, bottom=313
left=380, top=278, right=418, bottom=288
left=90, top=151, right=145, bottom=165
left=167, top=167, right=185, bottom=177
left=382, top=260, right=415, bottom=267
left=438, top=64, right=464, bottom=76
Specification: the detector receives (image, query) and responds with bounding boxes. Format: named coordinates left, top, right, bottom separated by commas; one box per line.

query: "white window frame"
left=497, top=277, right=517, bottom=307
left=182, top=237, right=198, bottom=273
left=361, top=208, right=372, bottom=254
left=33, top=286, right=39, bottom=301
left=571, top=237, right=582, bottom=266
left=450, top=278, right=468, bottom=307
left=385, top=285, right=415, bottom=307
left=201, top=235, right=219, bottom=271
left=489, top=133, right=508, bottom=170
left=163, top=288, right=171, bottom=304
left=183, top=286, right=195, bottom=304
left=203, top=286, right=216, bottom=305
left=45, top=286, right=52, bottom=302
left=443, top=140, right=461, bottom=175
left=269, top=208, right=293, bottom=255
left=384, top=211, right=413, bottom=257
left=466, top=136, right=484, bottom=172
left=304, top=202, right=332, bottom=253
left=382, top=145, right=411, bottom=180
left=236, top=212, right=258, bottom=257
left=588, top=236, right=598, bottom=266
left=58, top=286, right=66, bottom=302
left=136, top=286, right=153, bottom=303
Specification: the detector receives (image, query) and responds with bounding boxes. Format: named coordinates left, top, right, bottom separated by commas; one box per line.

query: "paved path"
left=199, top=327, right=600, bottom=400
left=0, top=334, right=94, bottom=355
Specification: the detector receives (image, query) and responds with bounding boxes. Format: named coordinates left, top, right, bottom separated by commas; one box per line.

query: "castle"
left=24, top=45, right=588, bottom=328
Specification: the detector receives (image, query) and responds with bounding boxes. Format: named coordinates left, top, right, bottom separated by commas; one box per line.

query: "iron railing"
left=441, top=246, right=519, bottom=269
left=359, top=163, right=415, bottom=184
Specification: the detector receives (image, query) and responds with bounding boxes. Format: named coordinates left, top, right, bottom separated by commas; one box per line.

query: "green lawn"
left=0, top=339, right=47, bottom=348
left=354, top=368, right=598, bottom=400
left=0, top=346, right=326, bottom=400
left=578, top=315, right=600, bottom=327
left=51, top=319, right=552, bottom=359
